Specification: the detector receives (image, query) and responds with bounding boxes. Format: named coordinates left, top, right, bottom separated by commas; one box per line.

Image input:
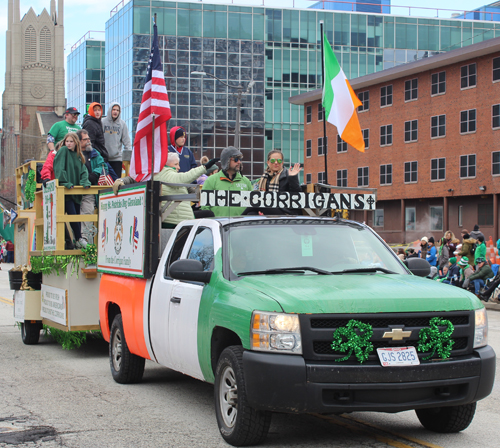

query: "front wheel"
left=109, top=314, right=145, bottom=384
left=21, top=321, right=42, bottom=345
left=416, top=402, right=476, bottom=433
left=214, top=346, right=271, bottom=446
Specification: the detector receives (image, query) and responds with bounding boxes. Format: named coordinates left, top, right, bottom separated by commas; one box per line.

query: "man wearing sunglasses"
left=201, top=146, right=252, bottom=217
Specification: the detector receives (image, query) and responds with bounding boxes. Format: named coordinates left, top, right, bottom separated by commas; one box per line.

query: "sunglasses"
left=269, top=158, right=283, bottom=164
left=231, top=157, right=243, bottom=162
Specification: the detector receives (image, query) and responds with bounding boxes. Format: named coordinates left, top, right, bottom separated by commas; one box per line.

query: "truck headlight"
left=251, top=311, right=302, bottom=354
left=473, top=307, right=488, bottom=349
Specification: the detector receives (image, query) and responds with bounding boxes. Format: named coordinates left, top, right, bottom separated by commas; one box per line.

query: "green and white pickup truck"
left=99, top=214, right=495, bottom=446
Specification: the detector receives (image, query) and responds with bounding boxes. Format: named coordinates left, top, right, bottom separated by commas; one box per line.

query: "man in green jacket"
left=469, top=257, right=494, bottom=296
left=474, top=235, right=487, bottom=266
left=201, top=146, right=253, bottom=217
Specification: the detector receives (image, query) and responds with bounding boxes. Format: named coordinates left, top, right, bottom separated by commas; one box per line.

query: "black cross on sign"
left=367, top=196, right=375, bottom=209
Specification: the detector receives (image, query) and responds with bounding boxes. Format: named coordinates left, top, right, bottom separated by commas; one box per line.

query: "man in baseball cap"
left=469, top=257, right=494, bottom=296
left=46, top=107, right=82, bottom=151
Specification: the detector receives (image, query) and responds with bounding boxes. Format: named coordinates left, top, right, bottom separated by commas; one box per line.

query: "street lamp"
left=191, top=71, right=254, bottom=149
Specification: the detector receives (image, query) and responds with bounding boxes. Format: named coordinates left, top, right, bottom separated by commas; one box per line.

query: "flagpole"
left=149, top=13, right=157, bottom=276
left=151, top=14, right=157, bottom=180
left=320, top=21, right=328, bottom=185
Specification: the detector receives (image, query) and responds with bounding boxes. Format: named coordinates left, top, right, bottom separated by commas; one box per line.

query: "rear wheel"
left=21, top=321, right=42, bottom=345
left=109, top=314, right=145, bottom=384
left=416, top=402, right=476, bottom=433
left=214, top=346, right=271, bottom=446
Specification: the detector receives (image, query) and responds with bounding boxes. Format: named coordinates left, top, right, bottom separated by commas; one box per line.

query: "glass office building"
left=101, top=0, right=500, bottom=178
left=67, top=39, right=106, bottom=122
left=310, top=1, right=391, bottom=15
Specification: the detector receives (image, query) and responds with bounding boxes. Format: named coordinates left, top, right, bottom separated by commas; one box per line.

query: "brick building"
left=290, top=36, right=500, bottom=244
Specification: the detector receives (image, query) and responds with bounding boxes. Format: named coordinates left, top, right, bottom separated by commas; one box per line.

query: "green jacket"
left=155, top=165, right=206, bottom=225
left=201, top=170, right=253, bottom=217
left=53, top=146, right=91, bottom=204
left=469, top=263, right=494, bottom=282
left=474, top=242, right=487, bottom=264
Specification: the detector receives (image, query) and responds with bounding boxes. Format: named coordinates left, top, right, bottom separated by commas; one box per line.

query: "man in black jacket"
left=82, top=102, right=109, bottom=162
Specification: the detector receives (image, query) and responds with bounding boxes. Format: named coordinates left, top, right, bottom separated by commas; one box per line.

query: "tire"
left=214, top=346, right=271, bottom=446
left=416, top=402, right=477, bottom=433
left=21, top=321, right=42, bottom=345
left=109, top=314, right=145, bottom=384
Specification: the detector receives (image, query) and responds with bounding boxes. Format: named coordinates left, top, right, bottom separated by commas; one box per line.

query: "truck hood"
left=235, top=273, right=480, bottom=314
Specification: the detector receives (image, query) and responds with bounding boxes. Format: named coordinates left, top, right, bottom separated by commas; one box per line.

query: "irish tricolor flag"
left=322, top=34, right=365, bottom=153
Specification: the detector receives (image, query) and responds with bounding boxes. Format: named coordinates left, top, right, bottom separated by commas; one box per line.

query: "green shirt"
left=48, top=120, right=81, bottom=145
left=201, top=171, right=253, bottom=217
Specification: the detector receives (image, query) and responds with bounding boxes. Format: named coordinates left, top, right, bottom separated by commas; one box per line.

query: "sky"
left=0, top=0, right=490, bottom=125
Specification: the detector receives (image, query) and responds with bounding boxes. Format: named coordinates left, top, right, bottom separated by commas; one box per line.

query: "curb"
left=484, top=302, right=500, bottom=311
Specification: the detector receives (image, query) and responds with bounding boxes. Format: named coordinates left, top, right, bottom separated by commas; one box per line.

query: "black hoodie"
left=82, top=105, right=109, bottom=162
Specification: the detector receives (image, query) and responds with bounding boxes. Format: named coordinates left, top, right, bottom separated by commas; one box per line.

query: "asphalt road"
left=0, top=264, right=498, bottom=448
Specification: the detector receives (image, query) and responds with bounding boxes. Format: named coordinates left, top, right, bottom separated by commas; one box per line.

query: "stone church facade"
left=1, top=0, right=66, bottom=181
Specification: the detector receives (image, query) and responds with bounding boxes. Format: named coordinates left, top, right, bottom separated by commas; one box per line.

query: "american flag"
left=98, top=165, right=114, bottom=186
left=129, top=23, right=172, bottom=182
left=132, top=216, right=139, bottom=252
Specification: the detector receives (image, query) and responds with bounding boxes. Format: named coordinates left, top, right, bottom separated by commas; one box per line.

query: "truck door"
left=167, top=226, right=215, bottom=380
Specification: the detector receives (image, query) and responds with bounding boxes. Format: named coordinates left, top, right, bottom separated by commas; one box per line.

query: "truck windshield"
left=225, top=222, right=407, bottom=277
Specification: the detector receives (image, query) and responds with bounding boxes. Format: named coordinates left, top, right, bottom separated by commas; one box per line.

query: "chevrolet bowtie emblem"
left=382, top=328, right=412, bottom=341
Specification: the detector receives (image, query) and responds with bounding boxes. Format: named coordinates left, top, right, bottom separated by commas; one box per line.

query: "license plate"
left=377, top=346, right=420, bottom=367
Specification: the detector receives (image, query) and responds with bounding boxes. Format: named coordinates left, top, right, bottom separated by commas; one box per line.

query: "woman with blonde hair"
left=53, top=133, right=91, bottom=248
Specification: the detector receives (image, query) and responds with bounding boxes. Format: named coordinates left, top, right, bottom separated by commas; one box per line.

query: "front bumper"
left=242, top=345, right=496, bottom=414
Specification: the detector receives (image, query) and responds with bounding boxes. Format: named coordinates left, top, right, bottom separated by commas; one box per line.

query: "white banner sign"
left=14, top=291, right=25, bottom=320
left=200, top=190, right=376, bottom=210
left=41, top=285, right=67, bottom=326
left=97, top=184, right=147, bottom=277
left=43, top=180, right=57, bottom=251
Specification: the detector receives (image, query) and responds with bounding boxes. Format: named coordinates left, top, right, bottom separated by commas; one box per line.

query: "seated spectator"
left=458, top=256, right=474, bottom=289
left=53, top=132, right=91, bottom=249
left=406, top=248, right=418, bottom=258
left=442, top=257, right=461, bottom=286
left=469, top=257, right=494, bottom=297
left=397, top=248, right=405, bottom=261
left=478, top=268, right=500, bottom=302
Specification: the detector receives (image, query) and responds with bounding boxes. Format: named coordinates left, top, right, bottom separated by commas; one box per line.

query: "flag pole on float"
left=151, top=13, right=157, bottom=179
left=319, top=20, right=328, bottom=186
left=149, top=13, right=157, bottom=275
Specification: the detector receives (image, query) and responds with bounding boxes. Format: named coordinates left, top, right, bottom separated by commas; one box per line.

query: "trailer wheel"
left=416, top=402, right=476, bottom=433
left=214, top=346, right=271, bottom=446
left=21, top=321, right=42, bottom=345
left=109, top=314, right=145, bottom=384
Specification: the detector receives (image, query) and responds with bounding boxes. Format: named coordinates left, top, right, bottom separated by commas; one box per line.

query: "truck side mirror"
left=404, top=257, right=431, bottom=277
left=169, top=259, right=212, bottom=283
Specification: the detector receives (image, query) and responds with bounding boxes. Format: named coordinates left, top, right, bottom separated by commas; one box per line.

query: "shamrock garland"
left=418, top=317, right=454, bottom=360
left=80, top=243, right=97, bottom=267
left=25, top=169, right=36, bottom=203
left=331, top=319, right=374, bottom=363
left=31, top=254, right=83, bottom=277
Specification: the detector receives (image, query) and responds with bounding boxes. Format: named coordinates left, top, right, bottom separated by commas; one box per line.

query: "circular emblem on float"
left=31, top=84, right=45, bottom=99
left=114, top=210, right=123, bottom=255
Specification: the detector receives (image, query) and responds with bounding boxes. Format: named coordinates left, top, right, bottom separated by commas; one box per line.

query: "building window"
left=306, top=139, right=312, bottom=158
left=404, top=120, right=418, bottom=142
left=404, top=161, right=418, bottom=183
left=318, top=137, right=327, bottom=156
left=380, top=85, right=392, bottom=107
left=461, top=63, right=477, bottom=89
left=40, top=26, right=51, bottom=65
left=362, top=129, right=369, bottom=149
left=431, top=71, right=446, bottom=95
left=430, top=206, right=443, bottom=232
left=431, top=158, right=446, bottom=181
left=493, top=104, right=500, bottom=129
left=358, top=90, right=369, bottom=111
left=493, top=152, right=500, bottom=175
left=318, top=103, right=323, bottom=121
left=460, top=109, right=476, bottom=134
left=380, top=164, right=392, bottom=185
left=406, top=207, right=416, bottom=231
left=358, top=167, right=369, bottom=187
left=478, top=204, right=494, bottom=226
left=458, top=206, right=463, bottom=227
left=431, top=115, right=446, bottom=138
left=24, top=25, right=36, bottom=64
left=380, top=125, right=392, bottom=146
left=318, top=171, right=326, bottom=183
left=337, top=169, right=347, bottom=187
left=460, top=154, right=476, bottom=178
left=494, top=57, right=500, bottom=82
left=404, top=78, right=418, bottom=101
left=337, top=135, right=347, bottom=153
left=306, top=173, right=312, bottom=184
left=374, top=209, right=384, bottom=227
left=306, top=105, right=312, bottom=123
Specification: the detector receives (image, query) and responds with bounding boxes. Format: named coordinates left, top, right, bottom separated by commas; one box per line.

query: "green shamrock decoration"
left=25, top=169, right=36, bottom=203
left=331, top=319, right=374, bottom=363
left=418, top=317, right=454, bottom=360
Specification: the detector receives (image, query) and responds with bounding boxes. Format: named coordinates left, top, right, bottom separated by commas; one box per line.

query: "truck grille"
left=299, top=311, right=474, bottom=363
